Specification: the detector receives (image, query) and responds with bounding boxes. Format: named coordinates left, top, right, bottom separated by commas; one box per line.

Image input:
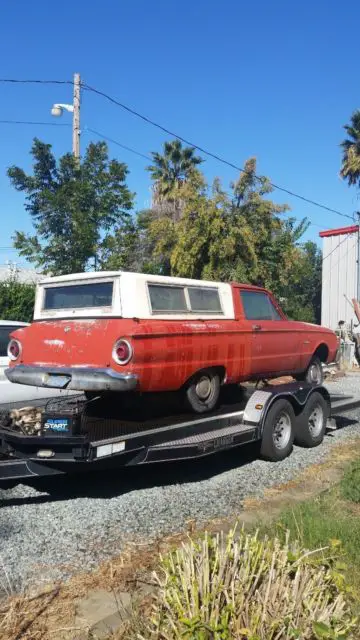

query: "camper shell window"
left=148, top=283, right=223, bottom=314
left=43, top=282, right=114, bottom=310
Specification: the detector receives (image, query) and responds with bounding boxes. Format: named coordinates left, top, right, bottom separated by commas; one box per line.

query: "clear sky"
left=1, top=0, right=359, bottom=269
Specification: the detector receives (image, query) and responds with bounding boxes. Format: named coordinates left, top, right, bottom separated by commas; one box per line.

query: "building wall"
left=321, top=230, right=358, bottom=330
left=0, top=265, right=42, bottom=284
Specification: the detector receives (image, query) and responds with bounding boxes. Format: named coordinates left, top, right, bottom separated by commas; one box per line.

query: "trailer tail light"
left=8, top=339, right=21, bottom=361
left=112, top=339, right=133, bottom=365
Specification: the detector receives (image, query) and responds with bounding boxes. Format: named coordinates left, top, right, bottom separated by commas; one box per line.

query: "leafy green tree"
left=0, top=277, right=36, bottom=323
left=148, top=158, right=293, bottom=282
left=100, top=210, right=169, bottom=274
left=145, top=156, right=321, bottom=321
left=275, top=241, right=322, bottom=323
left=8, top=139, right=134, bottom=275
left=340, top=110, right=360, bottom=186
left=147, top=140, right=204, bottom=221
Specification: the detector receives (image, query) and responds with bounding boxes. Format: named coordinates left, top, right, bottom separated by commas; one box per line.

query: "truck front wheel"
left=297, top=357, right=324, bottom=385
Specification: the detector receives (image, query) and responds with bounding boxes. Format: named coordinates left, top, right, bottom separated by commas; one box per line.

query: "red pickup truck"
left=6, top=272, right=338, bottom=413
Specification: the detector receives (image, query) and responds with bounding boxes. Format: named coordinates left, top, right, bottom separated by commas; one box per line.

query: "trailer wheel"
left=260, top=399, right=295, bottom=461
left=185, top=371, right=221, bottom=413
left=294, top=391, right=328, bottom=447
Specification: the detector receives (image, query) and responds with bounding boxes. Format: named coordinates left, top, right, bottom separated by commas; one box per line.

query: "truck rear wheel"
left=297, top=357, right=324, bottom=385
left=294, top=391, right=328, bottom=447
left=185, top=371, right=220, bottom=414
left=260, top=398, right=295, bottom=461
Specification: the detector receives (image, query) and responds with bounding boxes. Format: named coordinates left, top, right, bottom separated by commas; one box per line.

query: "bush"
left=341, top=461, right=360, bottom=504
left=141, top=528, right=356, bottom=640
left=0, top=277, right=35, bottom=323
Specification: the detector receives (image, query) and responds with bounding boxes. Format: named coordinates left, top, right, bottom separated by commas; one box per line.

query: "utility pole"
left=72, top=72, right=81, bottom=159
left=51, top=72, right=81, bottom=159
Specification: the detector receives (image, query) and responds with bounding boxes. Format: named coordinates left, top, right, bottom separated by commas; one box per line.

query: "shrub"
left=141, top=527, right=356, bottom=639
left=0, top=277, right=35, bottom=323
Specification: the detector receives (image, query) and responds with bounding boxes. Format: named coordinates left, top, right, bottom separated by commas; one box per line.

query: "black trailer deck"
left=0, top=382, right=358, bottom=490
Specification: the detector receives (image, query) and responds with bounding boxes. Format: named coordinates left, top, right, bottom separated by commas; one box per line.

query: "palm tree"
left=340, top=110, right=360, bottom=186
left=147, top=140, right=203, bottom=201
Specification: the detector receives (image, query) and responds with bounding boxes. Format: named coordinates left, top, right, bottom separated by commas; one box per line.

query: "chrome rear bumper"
left=5, top=366, right=138, bottom=392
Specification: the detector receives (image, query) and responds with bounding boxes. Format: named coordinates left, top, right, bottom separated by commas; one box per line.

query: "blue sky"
left=1, top=0, right=359, bottom=269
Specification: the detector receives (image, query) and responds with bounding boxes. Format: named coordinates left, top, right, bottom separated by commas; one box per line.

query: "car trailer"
left=0, top=382, right=345, bottom=491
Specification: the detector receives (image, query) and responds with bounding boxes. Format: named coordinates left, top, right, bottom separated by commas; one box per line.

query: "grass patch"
left=341, top=459, right=360, bottom=504
left=258, top=489, right=360, bottom=601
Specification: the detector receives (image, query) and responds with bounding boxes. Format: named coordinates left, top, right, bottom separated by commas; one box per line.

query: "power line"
left=85, top=126, right=327, bottom=231
left=83, top=83, right=354, bottom=222
left=0, top=78, right=355, bottom=221
left=0, top=120, right=70, bottom=127
left=321, top=234, right=358, bottom=288
left=0, top=78, right=72, bottom=86
left=85, top=127, right=151, bottom=161
left=322, top=234, right=352, bottom=261
left=0, top=119, right=330, bottom=232
left=0, top=78, right=354, bottom=221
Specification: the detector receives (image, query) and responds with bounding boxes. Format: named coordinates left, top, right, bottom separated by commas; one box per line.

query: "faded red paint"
left=9, top=284, right=338, bottom=391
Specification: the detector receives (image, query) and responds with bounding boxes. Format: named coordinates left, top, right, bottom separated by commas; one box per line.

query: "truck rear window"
left=43, top=282, right=113, bottom=310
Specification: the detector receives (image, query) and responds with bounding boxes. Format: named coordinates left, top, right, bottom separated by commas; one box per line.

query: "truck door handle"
left=252, top=324, right=262, bottom=331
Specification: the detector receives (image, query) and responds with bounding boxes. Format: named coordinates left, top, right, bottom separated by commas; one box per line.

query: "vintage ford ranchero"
left=6, top=271, right=338, bottom=413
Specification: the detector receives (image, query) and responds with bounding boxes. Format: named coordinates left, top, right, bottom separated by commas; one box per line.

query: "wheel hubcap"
left=308, top=403, right=324, bottom=437
left=272, top=411, right=292, bottom=449
left=195, top=376, right=213, bottom=400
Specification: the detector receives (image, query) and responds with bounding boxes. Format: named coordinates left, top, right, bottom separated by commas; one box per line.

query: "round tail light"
left=112, top=339, right=133, bottom=365
left=8, top=339, right=21, bottom=361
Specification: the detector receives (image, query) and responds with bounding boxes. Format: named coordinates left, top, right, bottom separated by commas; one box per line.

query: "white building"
left=320, top=224, right=359, bottom=330
left=0, top=264, right=42, bottom=284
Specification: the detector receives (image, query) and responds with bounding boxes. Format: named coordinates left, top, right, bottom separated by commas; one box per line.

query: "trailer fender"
left=242, top=384, right=331, bottom=436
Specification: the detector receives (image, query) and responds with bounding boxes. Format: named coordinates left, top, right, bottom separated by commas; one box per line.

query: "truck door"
left=239, top=289, right=300, bottom=376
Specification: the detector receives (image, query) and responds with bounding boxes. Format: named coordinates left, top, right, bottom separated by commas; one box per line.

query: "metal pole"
left=72, top=73, right=81, bottom=159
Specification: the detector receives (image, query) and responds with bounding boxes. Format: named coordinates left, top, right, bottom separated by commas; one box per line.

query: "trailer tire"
left=185, top=371, right=221, bottom=413
left=260, top=398, right=295, bottom=461
left=294, top=391, right=328, bottom=447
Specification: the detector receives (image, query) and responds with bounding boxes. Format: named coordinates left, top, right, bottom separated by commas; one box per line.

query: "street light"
left=51, top=103, right=74, bottom=117
left=51, top=72, right=81, bottom=158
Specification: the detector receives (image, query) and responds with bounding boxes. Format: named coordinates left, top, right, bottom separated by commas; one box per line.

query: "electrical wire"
left=83, top=82, right=354, bottom=221
left=321, top=234, right=358, bottom=290
left=0, top=77, right=355, bottom=221
left=0, top=79, right=72, bottom=85
left=85, top=127, right=151, bottom=161
left=0, top=118, right=329, bottom=232
left=0, top=120, right=70, bottom=127
left=84, top=126, right=328, bottom=231
left=322, top=233, right=354, bottom=261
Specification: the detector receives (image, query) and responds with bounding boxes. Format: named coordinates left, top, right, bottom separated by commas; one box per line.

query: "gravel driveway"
left=1, top=374, right=360, bottom=593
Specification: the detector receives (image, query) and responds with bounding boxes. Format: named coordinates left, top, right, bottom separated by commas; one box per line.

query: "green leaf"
left=313, top=621, right=332, bottom=638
